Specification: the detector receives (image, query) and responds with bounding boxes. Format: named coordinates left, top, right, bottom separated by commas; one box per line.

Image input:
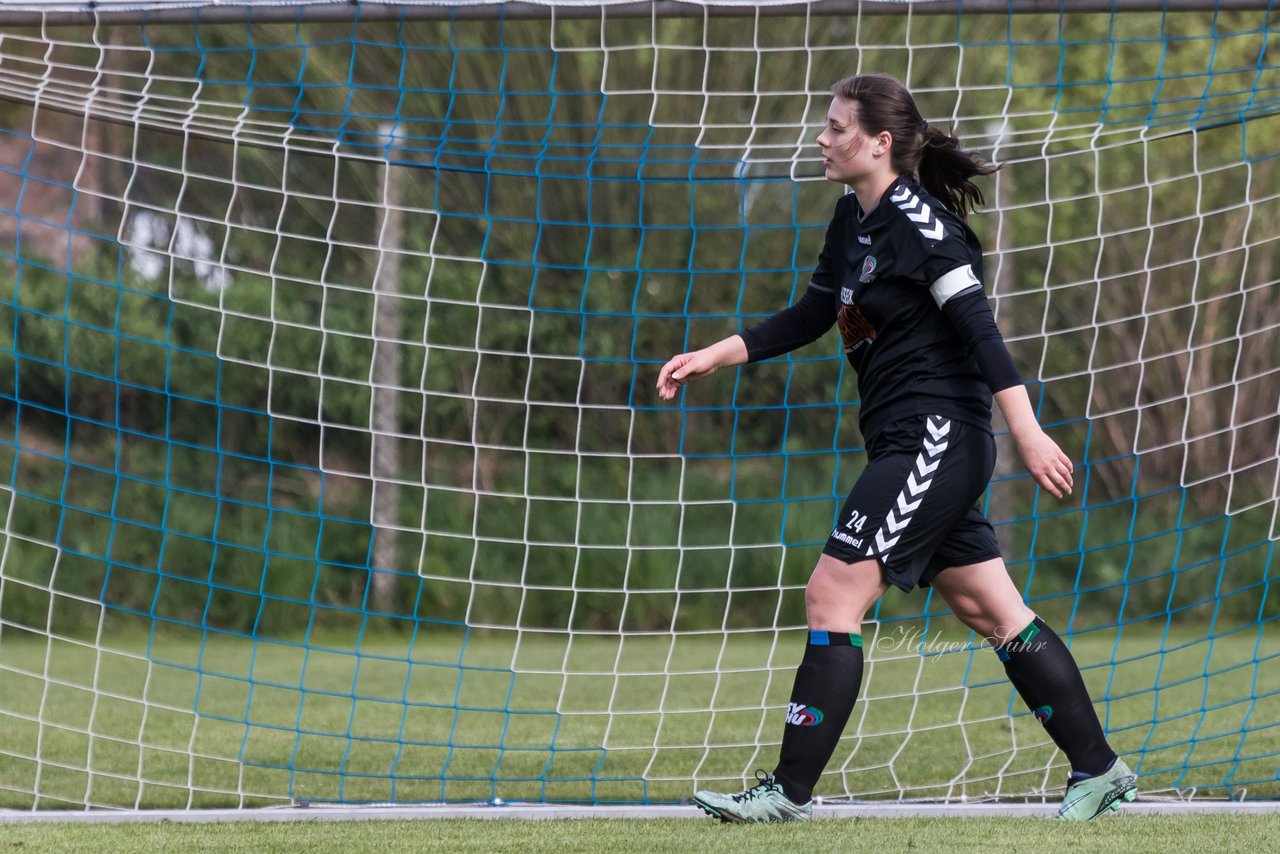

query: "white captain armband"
left=929, top=264, right=983, bottom=308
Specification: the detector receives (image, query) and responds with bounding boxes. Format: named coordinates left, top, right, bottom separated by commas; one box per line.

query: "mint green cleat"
left=1057, top=758, right=1138, bottom=820
left=693, top=771, right=813, bottom=823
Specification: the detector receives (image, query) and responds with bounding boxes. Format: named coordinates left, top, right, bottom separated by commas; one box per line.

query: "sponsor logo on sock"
left=785, top=702, right=824, bottom=727
left=1034, top=704, right=1053, bottom=724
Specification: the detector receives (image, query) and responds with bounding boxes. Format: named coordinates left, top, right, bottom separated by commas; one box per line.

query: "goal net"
left=0, top=0, right=1277, bottom=810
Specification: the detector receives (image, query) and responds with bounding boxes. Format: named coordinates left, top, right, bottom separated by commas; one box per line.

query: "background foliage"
left=0, top=6, right=1277, bottom=639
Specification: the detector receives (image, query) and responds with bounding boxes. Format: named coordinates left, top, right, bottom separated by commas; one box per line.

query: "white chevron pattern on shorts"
left=891, top=186, right=946, bottom=242
left=872, top=416, right=952, bottom=557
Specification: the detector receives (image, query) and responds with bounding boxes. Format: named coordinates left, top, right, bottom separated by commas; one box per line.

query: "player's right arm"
left=656, top=335, right=749, bottom=400
left=656, top=200, right=843, bottom=401
left=655, top=281, right=837, bottom=401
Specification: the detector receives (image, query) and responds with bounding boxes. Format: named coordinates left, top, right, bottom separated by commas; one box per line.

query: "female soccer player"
left=656, top=73, right=1137, bottom=822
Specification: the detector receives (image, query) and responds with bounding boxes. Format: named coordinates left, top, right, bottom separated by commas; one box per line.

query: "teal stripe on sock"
left=1018, top=621, right=1042, bottom=645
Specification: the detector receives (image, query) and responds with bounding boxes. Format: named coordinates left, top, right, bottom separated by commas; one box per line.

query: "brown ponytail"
left=831, top=73, right=998, bottom=221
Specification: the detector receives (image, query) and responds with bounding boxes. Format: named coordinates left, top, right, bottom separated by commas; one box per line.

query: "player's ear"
left=873, top=130, right=892, bottom=157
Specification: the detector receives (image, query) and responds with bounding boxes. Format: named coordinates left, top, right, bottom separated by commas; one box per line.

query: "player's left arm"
left=991, top=385, right=1073, bottom=499
left=931, top=264, right=1074, bottom=499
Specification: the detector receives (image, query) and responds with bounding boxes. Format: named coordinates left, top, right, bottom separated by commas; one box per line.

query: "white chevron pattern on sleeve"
left=871, top=416, right=952, bottom=558
left=891, top=185, right=946, bottom=242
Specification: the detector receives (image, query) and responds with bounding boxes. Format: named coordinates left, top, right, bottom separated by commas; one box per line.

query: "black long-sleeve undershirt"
left=939, top=286, right=1023, bottom=393
left=739, top=282, right=1022, bottom=394
left=739, top=284, right=836, bottom=363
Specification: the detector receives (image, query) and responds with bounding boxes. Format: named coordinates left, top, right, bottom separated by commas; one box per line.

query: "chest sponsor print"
left=838, top=302, right=877, bottom=353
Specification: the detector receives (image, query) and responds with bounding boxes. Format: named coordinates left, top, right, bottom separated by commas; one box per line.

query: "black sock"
left=996, top=616, right=1116, bottom=776
left=771, top=630, right=863, bottom=804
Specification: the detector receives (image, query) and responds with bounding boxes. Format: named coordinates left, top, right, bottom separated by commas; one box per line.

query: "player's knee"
left=944, top=594, right=991, bottom=638
left=951, top=599, right=1033, bottom=645
left=805, top=559, right=879, bottom=629
left=804, top=573, right=835, bottom=619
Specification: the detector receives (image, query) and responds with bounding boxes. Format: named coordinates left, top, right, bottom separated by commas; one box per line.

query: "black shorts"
left=822, top=414, right=1001, bottom=592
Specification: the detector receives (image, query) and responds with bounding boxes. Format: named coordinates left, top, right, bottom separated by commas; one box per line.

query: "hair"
left=831, top=73, right=998, bottom=221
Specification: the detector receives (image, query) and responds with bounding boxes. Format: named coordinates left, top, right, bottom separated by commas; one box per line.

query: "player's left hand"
left=1015, top=429, right=1074, bottom=498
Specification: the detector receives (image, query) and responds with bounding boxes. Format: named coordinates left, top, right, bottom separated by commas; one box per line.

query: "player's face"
left=816, top=96, right=888, bottom=187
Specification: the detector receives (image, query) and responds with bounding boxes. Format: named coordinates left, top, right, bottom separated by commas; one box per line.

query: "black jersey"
left=742, top=175, right=1014, bottom=444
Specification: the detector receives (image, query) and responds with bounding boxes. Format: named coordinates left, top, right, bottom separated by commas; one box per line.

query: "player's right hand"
left=656, top=349, right=719, bottom=400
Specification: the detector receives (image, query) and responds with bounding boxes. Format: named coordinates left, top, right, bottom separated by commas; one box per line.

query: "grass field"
left=1, top=621, right=1277, bottom=810
left=3, top=815, right=1280, bottom=854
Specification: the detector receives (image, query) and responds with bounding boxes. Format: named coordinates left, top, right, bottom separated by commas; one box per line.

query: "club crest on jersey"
left=840, top=286, right=854, bottom=305
left=859, top=256, right=877, bottom=283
